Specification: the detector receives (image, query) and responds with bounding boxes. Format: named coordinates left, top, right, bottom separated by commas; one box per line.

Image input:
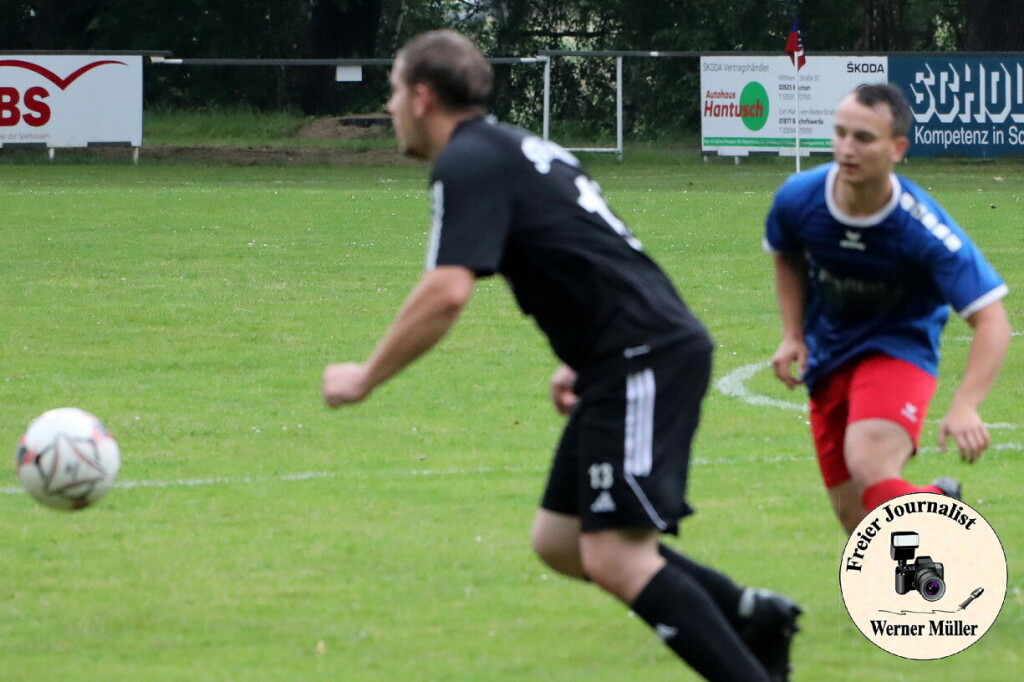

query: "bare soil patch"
left=133, top=143, right=416, bottom=166
left=296, top=114, right=392, bottom=140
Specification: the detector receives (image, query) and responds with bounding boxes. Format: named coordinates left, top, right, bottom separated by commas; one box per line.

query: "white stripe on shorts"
left=625, top=368, right=655, bottom=477
left=625, top=368, right=667, bottom=531
left=625, top=472, right=667, bottom=531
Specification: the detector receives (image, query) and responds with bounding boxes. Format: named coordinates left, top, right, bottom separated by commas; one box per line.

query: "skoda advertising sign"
left=890, top=55, right=1024, bottom=157
left=701, top=56, right=887, bottom=156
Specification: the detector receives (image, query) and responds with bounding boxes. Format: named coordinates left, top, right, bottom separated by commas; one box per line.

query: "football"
left=15, top=407, right=121, bottom=511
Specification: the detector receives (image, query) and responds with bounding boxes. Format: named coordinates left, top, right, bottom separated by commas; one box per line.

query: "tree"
left=297, top=0, right=386, bottom=114
left=859, top=0, right=907, bottom=49
left=855, top=0, right=966, bottom=50
left=5, top=0, right=1016, bottom=129
left=965, top=0, right=1024, bottom=50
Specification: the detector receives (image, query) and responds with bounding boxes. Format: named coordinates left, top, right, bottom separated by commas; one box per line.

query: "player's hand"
left=771, top=337, right=807, bottom=390
left=938, top=402, right=990, bottom=463
left=323, top=363, right=372, bottom=408
left=550, top=364, right=578, bottom=415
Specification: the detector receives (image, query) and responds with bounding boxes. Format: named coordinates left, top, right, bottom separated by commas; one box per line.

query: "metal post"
left=542, top=56, right=551, bottom=141
left=616, top=56, right=623, bottom=159
left=794, top=61, right=801, bottom=173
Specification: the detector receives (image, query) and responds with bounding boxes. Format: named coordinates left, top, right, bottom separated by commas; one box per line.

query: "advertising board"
left=0, top=55, right=142, bottom=149
left=890, top=55, right=1024, bottom=157
left=701, top=56, right=888, bottom=156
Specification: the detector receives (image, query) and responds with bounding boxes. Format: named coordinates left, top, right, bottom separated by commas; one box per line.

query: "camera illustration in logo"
left=891, top=531, right=945, bottom=601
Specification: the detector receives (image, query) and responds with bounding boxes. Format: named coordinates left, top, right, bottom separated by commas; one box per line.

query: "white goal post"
left=538, top=50, right=701, bottom=159
left=153, top=53, right=717, bottom=159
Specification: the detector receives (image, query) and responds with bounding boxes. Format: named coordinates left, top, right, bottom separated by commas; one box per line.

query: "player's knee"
left=844, top=450, right=876, bottom=482
left=845, top=421, right=911, bottom=482
left=845, top=449, right=894, bottom=484
left=579, top=550, right=623, bottom=595
left=530, top=526, right=583, bottom=579
left=579, top=539, right=659, bottom=601
left=529, top=528, right=559, bottom=565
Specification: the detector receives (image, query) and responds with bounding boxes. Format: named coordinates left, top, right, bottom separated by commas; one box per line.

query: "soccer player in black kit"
left=322, top=30, right=801, bottom=681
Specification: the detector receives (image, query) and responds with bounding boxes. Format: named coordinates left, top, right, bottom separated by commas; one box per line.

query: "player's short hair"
left=852, top=83, right=912, bottom=138
left=396, top=30, right=493, bottom=112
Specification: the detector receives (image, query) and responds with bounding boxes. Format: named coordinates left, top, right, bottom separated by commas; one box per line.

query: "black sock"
left=631, top=565, right=768, bottom=682
left=659, top=543, right=745, bottom=626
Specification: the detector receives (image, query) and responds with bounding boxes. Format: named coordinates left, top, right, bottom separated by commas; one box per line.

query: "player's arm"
left=323, top=265, right=476, bottom=407
left=771, top=252, right=809, bottom=389
left=939, top=299, right=1012, bottom=462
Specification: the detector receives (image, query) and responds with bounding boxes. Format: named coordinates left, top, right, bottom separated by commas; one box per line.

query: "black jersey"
left=428, top=117, right=708, bottom=371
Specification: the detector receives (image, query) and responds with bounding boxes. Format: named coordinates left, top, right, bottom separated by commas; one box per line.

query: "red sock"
left=862, top=478, right=942, bottom=511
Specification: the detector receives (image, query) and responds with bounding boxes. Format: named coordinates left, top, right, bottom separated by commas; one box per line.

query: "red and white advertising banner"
left=0, top=55, right=142, bottom=148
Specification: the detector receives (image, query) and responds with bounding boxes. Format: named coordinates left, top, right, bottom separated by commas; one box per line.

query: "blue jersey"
left=764, top=162, right=1007, bottom=394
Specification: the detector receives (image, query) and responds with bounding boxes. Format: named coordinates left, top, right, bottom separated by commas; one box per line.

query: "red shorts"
left=809, top=354, right=937, bottom=489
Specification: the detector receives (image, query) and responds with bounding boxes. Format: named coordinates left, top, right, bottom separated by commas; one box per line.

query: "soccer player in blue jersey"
left=765, top=83, right=1011, bottom=534
left=324, top=29, right=800, bottom=682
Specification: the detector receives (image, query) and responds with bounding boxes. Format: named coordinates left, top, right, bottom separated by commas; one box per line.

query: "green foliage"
left=0, top=155, right=1021, bottom=681
left=143, top=107, right=312, bottom=144
left=0, top=0, right=984, bottom=129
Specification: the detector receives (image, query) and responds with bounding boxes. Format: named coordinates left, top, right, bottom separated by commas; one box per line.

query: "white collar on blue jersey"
left=824, top=162, right=902, bottom=228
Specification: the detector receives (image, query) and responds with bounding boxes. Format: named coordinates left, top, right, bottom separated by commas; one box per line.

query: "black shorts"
left=540, top=339, right=712, bottom=534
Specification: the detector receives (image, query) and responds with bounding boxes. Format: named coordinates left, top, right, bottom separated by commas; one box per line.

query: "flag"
left=785, top=16, right=806, bottom=70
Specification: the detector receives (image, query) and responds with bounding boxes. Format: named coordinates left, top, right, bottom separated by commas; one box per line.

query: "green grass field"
left=0, top=149, right=1020, bottom=681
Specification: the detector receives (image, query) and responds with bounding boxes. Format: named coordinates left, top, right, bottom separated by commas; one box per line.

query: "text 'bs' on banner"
left=0, top=55, right=142, bottom=148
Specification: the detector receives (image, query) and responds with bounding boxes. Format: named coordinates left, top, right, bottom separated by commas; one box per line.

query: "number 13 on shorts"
left=589, top=462, right=614, bottom=489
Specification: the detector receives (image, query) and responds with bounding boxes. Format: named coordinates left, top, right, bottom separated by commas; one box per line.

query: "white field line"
left=713, top=360, right=807, bottom=412
left=5, top=441, right=1022, bottom=496
left=714, top=361, right=1019, bottom=430
left=6, top=438, right=1022, bottom=497
left=6, top=436, right=1022, bottom=497
left=4, top=355, right=1019, bottom=497
left=1, top=466, right=539, bottom=496
left=949, top=329, right=1022, bottom=343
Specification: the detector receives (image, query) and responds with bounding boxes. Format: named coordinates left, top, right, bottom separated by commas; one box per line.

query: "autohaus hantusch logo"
left=704, top=81, right=770, bottom=131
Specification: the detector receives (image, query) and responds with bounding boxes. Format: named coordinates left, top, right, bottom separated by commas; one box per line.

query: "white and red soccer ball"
left=15, top=407, right=120, bottom=511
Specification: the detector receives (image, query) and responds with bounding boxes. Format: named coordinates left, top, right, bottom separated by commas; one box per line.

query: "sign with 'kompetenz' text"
left=890, top=55, right=1024, bottom=158
left=0, top=55, right=142, bottom=148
